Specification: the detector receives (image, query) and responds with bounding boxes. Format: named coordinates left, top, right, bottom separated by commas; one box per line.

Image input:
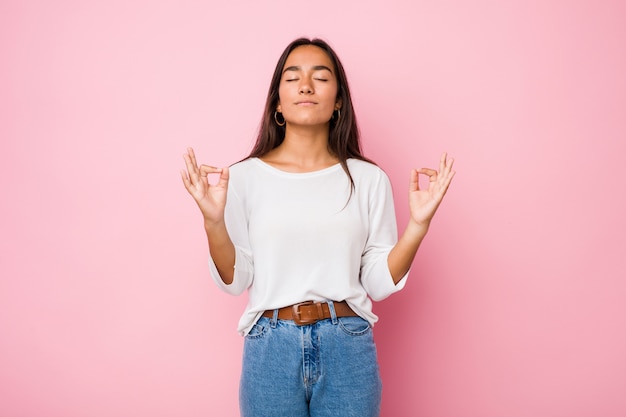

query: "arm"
left=204, top=219, right=236, bottom=284
left=388, top=152, right=456, bottom=283
left=181, top=147, right=235, bottom=284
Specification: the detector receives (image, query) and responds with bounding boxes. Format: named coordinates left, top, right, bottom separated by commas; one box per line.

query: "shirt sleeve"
left=359, top=169, right=408, bottom=301
left=208, top=182, right=254, bottom=295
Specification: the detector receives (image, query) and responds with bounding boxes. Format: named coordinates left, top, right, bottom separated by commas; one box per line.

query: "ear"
left=335, top=97, right=342, bottom=110
left=276, top=103, right=282, bottom=113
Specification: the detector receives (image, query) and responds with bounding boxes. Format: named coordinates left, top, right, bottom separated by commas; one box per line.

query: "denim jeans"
left=239, top=302, right=382, bottom=417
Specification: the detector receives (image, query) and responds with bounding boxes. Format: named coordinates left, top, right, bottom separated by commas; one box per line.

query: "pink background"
left=2, top=1, right=625, bottom=416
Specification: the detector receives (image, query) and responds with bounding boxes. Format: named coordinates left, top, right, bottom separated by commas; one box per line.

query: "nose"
left=299, top=80, right=313, bottom=95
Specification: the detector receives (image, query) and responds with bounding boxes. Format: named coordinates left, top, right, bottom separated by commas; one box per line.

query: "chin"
left=288, top=116, right=332, bottom=126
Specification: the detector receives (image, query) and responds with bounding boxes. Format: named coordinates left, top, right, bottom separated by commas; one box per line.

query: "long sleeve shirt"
left=209, top=157, right=408, bottom=335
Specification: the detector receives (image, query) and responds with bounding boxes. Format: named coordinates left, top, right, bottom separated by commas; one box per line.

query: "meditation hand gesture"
left=180, top=147, right=229, bottom=225
left=408, top=152, right=456, bottom=228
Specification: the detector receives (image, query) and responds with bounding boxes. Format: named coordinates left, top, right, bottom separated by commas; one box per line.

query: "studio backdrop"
left=1, top=1, right=625, bottom=416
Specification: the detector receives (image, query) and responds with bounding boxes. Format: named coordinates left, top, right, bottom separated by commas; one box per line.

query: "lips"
left=295, top=101, right=317, bottom=105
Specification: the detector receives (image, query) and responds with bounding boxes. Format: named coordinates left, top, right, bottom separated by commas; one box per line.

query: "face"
left=276, top=45, right=342, bottom=128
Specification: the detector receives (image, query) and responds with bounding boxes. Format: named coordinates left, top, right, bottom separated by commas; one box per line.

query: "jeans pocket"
left=245, top=319, right=269, bottom=340
left=338, top=316, right=372, bottom=336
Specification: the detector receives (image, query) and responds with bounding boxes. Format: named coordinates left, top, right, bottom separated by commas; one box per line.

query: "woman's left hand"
left=408, top=152, right=456, bottom=227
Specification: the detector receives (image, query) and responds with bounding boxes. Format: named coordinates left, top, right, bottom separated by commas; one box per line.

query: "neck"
left=261, top=124, right=339, bottom=172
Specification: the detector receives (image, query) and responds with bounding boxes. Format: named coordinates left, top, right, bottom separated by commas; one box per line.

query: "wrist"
left=204, top=217, right=226, bottom=231
left=405, top=219, right=430, bottom=238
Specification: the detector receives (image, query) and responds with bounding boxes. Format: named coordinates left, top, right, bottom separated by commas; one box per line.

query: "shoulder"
left=229, top=157, right=257, bottom=173
left=347, top=159, right=389, bottom=182
left=224, top=158, right=261, bottom=198
left=227, top=158, right=265, bottom=181
left=347, top=159, right=395, bottom=200
left=347, top=158, right=380, bottom=172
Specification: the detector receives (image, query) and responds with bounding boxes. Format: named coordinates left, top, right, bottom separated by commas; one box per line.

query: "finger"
left=417, top=167, right=438, bottom=182
left=199, top=165, right=223, bottom=177
left=439, top=152, right=447, bottom=174
left=183, top=152, right=197, bottom=172
left=180, top=170, right=200, bottom=195
left=442, top=158, right=455, bottom=183
left=443, top=155, right=455, bottom=174
left=180, top=170, right=191, bottom=189
left=409, top=169, right=419, bottom=192
left=183, top=153, right=199, bottom=181
left=187, top=147, right=199, bottom=168
left=437, top=168, right=456, bottom=196
left=216, top=166, right=230, bottom=188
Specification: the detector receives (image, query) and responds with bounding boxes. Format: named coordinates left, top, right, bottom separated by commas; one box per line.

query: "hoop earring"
left=274, top=111, right=286, bottom=127
left=333, top=108, right=341, bottom=121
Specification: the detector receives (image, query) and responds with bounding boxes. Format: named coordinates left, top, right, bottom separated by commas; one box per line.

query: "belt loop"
left=327, top=300, right=338, bottom=325
left=270, top=309, right=279, bottom=328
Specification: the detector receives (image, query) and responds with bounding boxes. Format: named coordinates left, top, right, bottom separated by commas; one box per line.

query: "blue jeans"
left=240, top=304, right=382, bottom=417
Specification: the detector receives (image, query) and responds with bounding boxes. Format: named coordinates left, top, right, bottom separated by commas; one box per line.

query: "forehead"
left=283, top=45, right=335, bottom=71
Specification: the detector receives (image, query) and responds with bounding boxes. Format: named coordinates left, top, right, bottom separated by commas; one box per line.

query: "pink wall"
left=2, top=1, right=625, bottom=416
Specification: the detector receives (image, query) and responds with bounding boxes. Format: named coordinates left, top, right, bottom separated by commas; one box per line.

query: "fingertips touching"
left=200, top=165, right=222, bottom=173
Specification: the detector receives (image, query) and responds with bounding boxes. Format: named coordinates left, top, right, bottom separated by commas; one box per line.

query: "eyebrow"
left=282, top=65, right=333, bottom=74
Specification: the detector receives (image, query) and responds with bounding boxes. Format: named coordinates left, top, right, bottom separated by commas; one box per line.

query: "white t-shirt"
left=209, top=157, right=408, bottom=335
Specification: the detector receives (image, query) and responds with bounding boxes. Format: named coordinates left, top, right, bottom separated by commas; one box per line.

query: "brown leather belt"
left=262, top=301, right=358, bottom=326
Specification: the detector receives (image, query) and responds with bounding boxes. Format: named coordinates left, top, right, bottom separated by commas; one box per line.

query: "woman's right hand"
left=180, top=147, right=229, bottom=226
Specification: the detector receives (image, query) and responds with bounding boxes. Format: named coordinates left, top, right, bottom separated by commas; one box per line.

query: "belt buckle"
left=292, top=301, right=324, bottom=326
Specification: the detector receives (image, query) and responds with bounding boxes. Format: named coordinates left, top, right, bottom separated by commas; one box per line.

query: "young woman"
left=181, top=38, right=455, bottom=417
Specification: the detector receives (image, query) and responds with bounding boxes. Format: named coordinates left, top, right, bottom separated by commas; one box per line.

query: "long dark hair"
left=247, top=38, right=373, bottom=190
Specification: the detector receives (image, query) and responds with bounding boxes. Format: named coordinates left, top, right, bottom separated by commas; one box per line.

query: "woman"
left=181, top=38, right=455, bottom=417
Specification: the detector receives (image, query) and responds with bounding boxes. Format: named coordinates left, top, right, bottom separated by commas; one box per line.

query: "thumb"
left=409, top=169, right=419, bottom=192
left=216, top=166, right=230, bottom=188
